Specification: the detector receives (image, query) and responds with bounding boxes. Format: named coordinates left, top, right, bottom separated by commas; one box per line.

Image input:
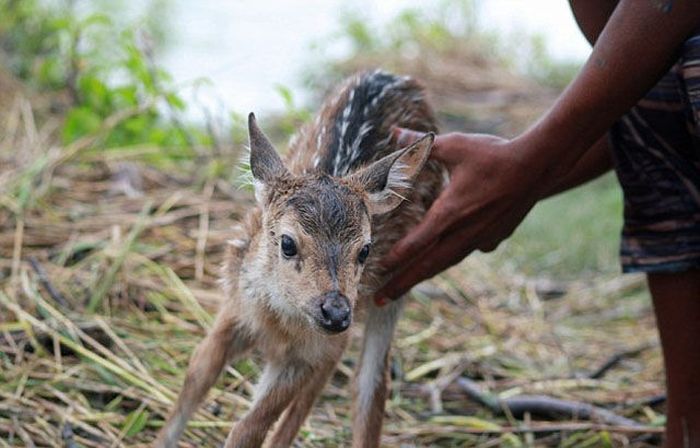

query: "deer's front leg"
left=155, top=311, right=253, bottom=448
left=224, top=359, right=311, bottom=448
left=352, top=299, right=404, bottom=448
left=265, top=341, right=347, bottom=448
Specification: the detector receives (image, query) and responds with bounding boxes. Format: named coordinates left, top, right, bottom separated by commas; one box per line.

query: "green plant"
left=60, top=27, right=192, bottom=150
left=0, top=0, right=72, bottom=88
left=309, top=0, right=580, bottom=92
left=335, top=0, right=478, bottom=55
left=274, top=84, right=312, bottom=138
left=0, top=0, right=203, bottom=163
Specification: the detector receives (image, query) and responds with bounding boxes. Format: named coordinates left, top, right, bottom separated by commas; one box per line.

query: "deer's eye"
left=280, top=235, right=297, bottom=258
left=358, top=244, right=371, bottom=264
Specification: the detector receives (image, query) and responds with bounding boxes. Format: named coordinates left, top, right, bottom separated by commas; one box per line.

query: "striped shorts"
left=610, top=31, right=700, bottom=273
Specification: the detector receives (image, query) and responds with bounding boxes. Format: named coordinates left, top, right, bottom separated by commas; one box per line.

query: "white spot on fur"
left=349, top=122, right=373, bottom=163
left=316, top=125, right=327, bottom=160
left=228, top=238, right=247, bottom=249
left=253, top=179, right=266, bottom=203
left=287, top=132, right=300, bottom=150
left=332, top=88, right=358, bottom=176
left=347, top=88, right=356, bottom=107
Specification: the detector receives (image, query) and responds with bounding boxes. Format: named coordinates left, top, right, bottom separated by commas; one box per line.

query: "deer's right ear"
left=349, top=133, right=434, bottom=215
left=248, top=112, right=288, bottom=202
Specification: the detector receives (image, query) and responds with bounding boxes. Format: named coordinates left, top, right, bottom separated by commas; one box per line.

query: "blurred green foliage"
left=274, top=84, right=312, bottom=138
left=338, top=0, right=478, bottom=54
left=0, top=0, right=206, bottom=162
left=313, top=0, right=580, bottom=90
left=0, top=0, right=71, bottom=88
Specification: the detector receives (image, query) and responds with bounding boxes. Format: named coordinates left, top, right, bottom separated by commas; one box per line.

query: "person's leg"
left=648, top=269, right=700, bottom=448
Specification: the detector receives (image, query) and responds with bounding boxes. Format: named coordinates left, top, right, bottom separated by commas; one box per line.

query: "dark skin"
left=377, top=1, right=700, bottom=446
left=650, top=270, right=700, bottom=447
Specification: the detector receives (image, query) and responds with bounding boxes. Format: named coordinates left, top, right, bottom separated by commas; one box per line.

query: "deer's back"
left=287, top=70, right=437, bottom=174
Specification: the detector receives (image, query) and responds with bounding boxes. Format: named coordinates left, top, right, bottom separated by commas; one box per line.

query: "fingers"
left=394, top=127, right=456, bottom=164
left=375, top=229, right=474, bottom=304
left=376, top=200, right=535, bottom=305
left=375, top=240, right=438, bottom=306
left=392, top=127, right=426, bottom=147
left=380, top=191, right=458, bottom=273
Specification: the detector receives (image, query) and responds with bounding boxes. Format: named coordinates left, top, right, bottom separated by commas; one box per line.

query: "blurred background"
left=0, top=1, right=664, bottom=446
left=140, top=0, right=591, bottom=117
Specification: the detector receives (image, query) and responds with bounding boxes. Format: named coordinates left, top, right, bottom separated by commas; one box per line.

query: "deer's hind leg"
left=264, top=341, right=348, bottom=447
left=351, top=298, right=405, bottom=448
left=154, top=308, right=254, bottom=448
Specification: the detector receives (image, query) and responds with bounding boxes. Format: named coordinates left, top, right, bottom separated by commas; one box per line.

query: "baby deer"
left=155, top=70, right=444, bottom=447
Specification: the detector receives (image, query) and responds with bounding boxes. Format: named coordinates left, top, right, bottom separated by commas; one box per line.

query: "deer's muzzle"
left=318, top=291, right=351, bottom=334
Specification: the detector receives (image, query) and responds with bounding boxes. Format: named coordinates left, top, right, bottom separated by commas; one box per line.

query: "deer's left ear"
left=349, top=133, right=434, bottom=215
left=248, top=112, right=288, bottom=202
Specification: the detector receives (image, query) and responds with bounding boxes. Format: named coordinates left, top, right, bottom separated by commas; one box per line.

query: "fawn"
left=155, top=70, right=445, bottom=447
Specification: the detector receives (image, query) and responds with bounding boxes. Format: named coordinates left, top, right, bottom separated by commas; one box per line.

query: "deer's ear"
left=248, top=112, right=288, bottom=202
left=349, top=133, right=434, bottom=215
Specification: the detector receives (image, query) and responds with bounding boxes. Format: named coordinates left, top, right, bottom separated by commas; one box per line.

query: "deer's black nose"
left=319, top=291, right=351, bottom=333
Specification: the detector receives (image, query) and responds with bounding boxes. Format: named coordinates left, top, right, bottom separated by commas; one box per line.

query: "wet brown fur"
left=155, top=70, right=444, bottom=448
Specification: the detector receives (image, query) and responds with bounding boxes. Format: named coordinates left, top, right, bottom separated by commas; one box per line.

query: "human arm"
left=376, top=0, right=700, bottom=304
left=541, top=135, right=613, bottom=198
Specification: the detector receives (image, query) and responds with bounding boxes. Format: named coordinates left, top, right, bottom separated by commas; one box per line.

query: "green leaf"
left=165, top=92, right=186, bottom=111
left=113, top=85, right=139, bottom=108
left=62, top=106, right=102, bottom=143
left=79, top=13, right=111, bottom=30
left=122, top=408, right=149, bottom=437
left=429, top=415, right=502, bottom=431
left=501, top=433, right=524, bottom=447
left=105, top=395, right=124, bottom=411
left=78, top=75, right=111, bottom=112
left=274, top=84, right=295, bottom=109
left=599, top=431, right=613, bottom=448
left=37, top=57, right=65, bottom=88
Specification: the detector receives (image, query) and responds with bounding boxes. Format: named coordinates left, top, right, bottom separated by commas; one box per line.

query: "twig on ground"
left=454, top=377, right=642, bottom=427
left=427, top=360, right=471, bottom=414
left=28, top=256, right=69, bottom=308
left=393, top=421, right=663, bottom=437
left=588, top=344, right=655, bottom=379
left=629, top=394, right=666, bottom=408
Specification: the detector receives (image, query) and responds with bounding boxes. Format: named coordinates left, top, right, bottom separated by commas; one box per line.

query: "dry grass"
left=0, top=64, right=666, bottom=447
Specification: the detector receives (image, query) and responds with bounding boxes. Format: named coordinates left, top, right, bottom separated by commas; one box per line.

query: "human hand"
left=375, top=128, right=546, bottom=305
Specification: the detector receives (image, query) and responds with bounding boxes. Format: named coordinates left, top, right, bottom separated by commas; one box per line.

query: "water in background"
left=160, top=0, right=592, bottom=118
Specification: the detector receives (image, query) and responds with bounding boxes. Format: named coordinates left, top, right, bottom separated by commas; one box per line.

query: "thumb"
left=393, top=127, right=427, bottom=148
left=394, top=127, right=460, bottom=165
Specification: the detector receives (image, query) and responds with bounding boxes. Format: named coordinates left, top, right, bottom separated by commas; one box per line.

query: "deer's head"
left=246, top=113, right=433, bottom=335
